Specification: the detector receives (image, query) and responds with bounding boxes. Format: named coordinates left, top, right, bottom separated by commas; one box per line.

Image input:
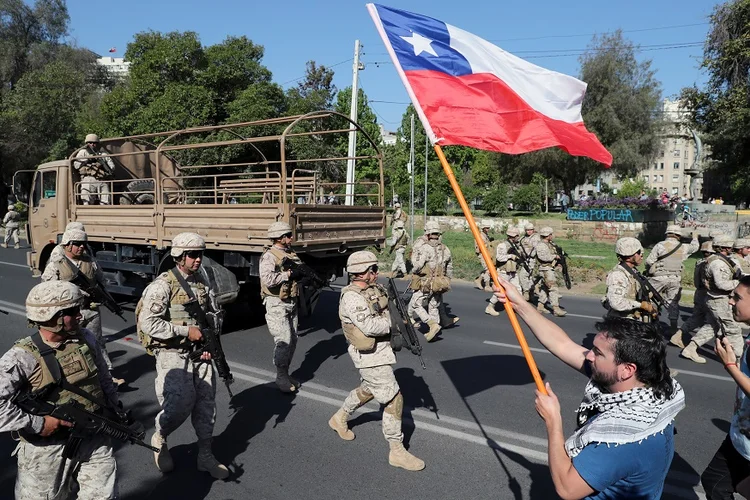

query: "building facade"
left=96, top=56, right=130, bottom=79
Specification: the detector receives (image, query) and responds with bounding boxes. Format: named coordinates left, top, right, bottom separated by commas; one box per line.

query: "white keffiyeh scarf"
left=564, top=379, right=685, bottom=458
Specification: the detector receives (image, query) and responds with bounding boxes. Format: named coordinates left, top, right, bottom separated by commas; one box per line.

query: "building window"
left=643, top=175, right=649, bottom=183
left=684, top=150, right=689, bottom=159
left=673, top=174, right=679, bottom=181
left=658, top=175, right=664, bottom=182
left=652, top=162, right=657, bottom=170
left=659, top=150, right=665, bottom=157
left=672, top=187, right=679, bottom=195
left=659, top=162, right=664, bottom=170
left=674, top=150, right=681, bottom=157
left=673, top=162, right=680, bottom=169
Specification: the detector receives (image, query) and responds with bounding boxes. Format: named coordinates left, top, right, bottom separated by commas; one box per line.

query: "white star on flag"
left=400, top=31, right=438, bottom=57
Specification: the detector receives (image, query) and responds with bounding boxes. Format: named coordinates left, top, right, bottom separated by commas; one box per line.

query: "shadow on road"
left=712, top=418, right=730, bottom=434
left=292, top=333, right=348, bottom=384
left=663, top=451, right=702, bottom=500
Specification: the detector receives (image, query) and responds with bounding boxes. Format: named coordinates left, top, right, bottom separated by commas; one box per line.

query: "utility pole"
left=409, top=114, right=415, bottom=244
left=345, top=40, right=363, bottom=206
left=545, top=178, right=548, bottom=213
left=424, top=134, right=428, bottom=227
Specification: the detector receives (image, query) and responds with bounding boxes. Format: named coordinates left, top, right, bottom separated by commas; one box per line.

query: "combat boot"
left=328, top=409, right=355, bottom=441
left=474, top=277, right=483, bottom=289
left=13, top=244, right=19, bottom=249
left=425, top=320, right=441, bottom=342
left=485, top=304, right=500, bottom=316
left=0, top=243, right=6, bottom=248
left=151, top=432, right=174, bottom=473
left=197, top=439, right=229, bottom=479
left=537, top=303, right=549, bottom=314
left=669, top=329, right=685, bottom=349
left=680, top=341, right=706, bottom=364
left=552, top=306, right=567, bottom=317
left=388, top=442, right=425, bottom=471
left=275, top=370, right=298, bottom=394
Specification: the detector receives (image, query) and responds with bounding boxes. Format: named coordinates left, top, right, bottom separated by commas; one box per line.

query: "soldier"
left=328, top=251, right=425, bottom=471
left=41, top=227, right=123, bottom=386
left=260, top=221, right=304, bottom=393
left=603, top=237, right=657, bottom=321
left=389, top=220, right=409, bottom=278
left=670, top=241, right=714, bottom=348
left=679, top=235, right=743, bottom=363
left=518, top=223, right=540, bottom=300
left=408, top=221, right=458, bottom=341
left=486, top=227, right=523, bottom=316
left=531, top=227, right=567, bottom=317
left=74, top=134, right=115, bottom=205
left=731, top=238, right=750, bottom=275
left=2, top=204, right=20, bottom=248
left=411, top=221, right=432, bottom=255
left=50, top=222, right=87, bottom=262
left=0, top=281, right=120, bottom=499
left=644, top=225, right=699, bottom=332
left=391, top=201, right=407, bottom=227
left=137, top=232, right=229, bottom=479
left=474, top=222, right=493, bottom=291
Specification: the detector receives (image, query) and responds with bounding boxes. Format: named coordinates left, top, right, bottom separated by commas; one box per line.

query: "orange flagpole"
left=433, top=145, right=547, bottom=394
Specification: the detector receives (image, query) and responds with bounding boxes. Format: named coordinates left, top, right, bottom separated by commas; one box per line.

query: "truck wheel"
left=125, top=180, right=155, bottom=205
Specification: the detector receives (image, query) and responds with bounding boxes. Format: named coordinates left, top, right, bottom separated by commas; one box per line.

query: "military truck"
left=14, top=111, right=385, bottom=304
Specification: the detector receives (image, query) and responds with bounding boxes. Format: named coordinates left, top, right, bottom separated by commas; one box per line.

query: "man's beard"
left=590, top=366, right=618, bottom=390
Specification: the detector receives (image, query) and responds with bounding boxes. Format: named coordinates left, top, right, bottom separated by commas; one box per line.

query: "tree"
left=285, top=61, right=336, bottom=115
left=334, top=86, right=382, bottom=185
left=680, top=0, right=750, bottom=203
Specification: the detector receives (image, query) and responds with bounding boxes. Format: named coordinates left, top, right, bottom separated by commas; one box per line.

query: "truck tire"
left=125, top=180, right=155, bottom=205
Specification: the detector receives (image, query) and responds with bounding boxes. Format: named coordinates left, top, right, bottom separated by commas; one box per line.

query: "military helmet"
left=424, top=221, right=441, bottom=235
left=506, top=227, right=519, bottom=237
left=7, top=205, right=14, bottom=211
left=85, top=133, right=100, bottom=143
left=539, top=226, right=553, bottom=237
left=26, top=281, right=83, bottom=323
left=713, top=235, right=734, bottom=248
left=394, top=220, right=405, bottom=229
left=665, top=224, right=683, bottom=236
left=170, top=232, right=206, bottom=257
left=733, top=238, right=749, bottom=250
left=524, top=223, right=535, bottom=231
left=394, top=202, right=401, bottom=208
left=699, top=241, right=714, bottom=253
left=615, top=237, right=643, bottom=257
left=65, top=221, right=85, bottom=232
left=61, top=228, right=87, bottom=246
left=346, top=250, right=378, bottom=274
left=267, top=221, right=293, bottom=239
left=480, top=221, right=491, bottom=229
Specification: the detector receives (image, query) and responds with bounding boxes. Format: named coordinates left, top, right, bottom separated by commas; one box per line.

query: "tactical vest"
left=14, top=335, right=104, bottom=414
left=497, top=242, right=518, bottom=274
left=411, top=240, right=450, bottom=292
left=78, top=151, right=111, bottom=179
left=55, top=254, right=96, bottom=283
left=260, top=247, right=300, bottom=300
left=649, top=239, right=684, bottom=277
left=392, top=230, right=408, bottom=249
left=136, top=270, right=208, bottom=354
left=392, top=210, right=407, bottom=225
left=735, top=254, right=750, bottom=275
left=536, top=241, right=556, bottom=266
left=339, top=283, right=390, bottom=352
left=703, top=254, right=738, bottom=293
left=694, top=259, right=707, bottom=290
left=604, top=266, right=650, bottom=322
left=520, top=234, right=539, bottom=258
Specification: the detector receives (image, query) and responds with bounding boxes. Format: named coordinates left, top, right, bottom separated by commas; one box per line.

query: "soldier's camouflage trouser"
left=263, top=296, right=299, bottom=371
left=680, top=289, right=707, bottom=335
left=154, top=349, right=217, bottom=440
left=3, top=226, right=19, bottom=246
left=408, top=289, right=441, bottom=324
left=14, top=434, right=117, bottom=500
left=648, top=275, right=681, bottom=322
left=490, top=272, right=521, bottom=305
left=391, top=247, right=407, bottom=275
left=478, top=255, right=490, bottom=287
left=80, top=176, right=110, bottom=205
left=518, top=263, right=533, bottom=293
left=82, top=308, right=113, bottom=372
left=536, top=269, right=561, bottom=307
left=340, top=364, right=403, bottom=442
left=688, top=296, right=744, bottom=355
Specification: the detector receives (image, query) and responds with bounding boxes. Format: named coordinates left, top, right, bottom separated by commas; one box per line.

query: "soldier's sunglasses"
left=281, top=232, right=293, bottom=239
left=69, top=241, right=85, bottom=247
left=185, top=250, right=204, bottom=259
left=368, top=265, right=379, bottom=273
left=60, top=306, right=81, bottom=317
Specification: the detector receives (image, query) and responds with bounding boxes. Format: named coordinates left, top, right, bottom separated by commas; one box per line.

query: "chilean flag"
left=367, top=4, right=613, bottom=166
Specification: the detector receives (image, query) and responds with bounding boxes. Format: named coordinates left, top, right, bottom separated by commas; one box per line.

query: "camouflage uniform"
left=41, top=230, right=114, bottom=375
left=138, top=232, right=228, bottom=478
left=518, top=227, right=540, bottom=294
left=644, top=229, right=699, bottom=328
left=73, top=135, right=115, bottom=205
left=682, top=247, right=743, bottom=359
left=2, top=205, right=20, bottom=248
left=532, top=231, right=565, bottom=315
left=1, top=281, right=120, bottom=499
left=732, top=239, right=750, bottom=276
left=474, top=229, right=493, bottom=290
left=390, top=204, right=407, bottom=227
left=389, top=223, right=409, bottom=276
left=328, top=251, right=424, bottom=471
left=604, top=265, right=655, bottom=322
left=671, top=244, right=712, bottom=348
left=408, top=236, right=455, bottom=337
left=487, top=230, right=523, bottom=316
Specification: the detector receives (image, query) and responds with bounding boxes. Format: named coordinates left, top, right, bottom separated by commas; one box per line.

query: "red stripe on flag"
left=405, top=69, right=612, bottom=166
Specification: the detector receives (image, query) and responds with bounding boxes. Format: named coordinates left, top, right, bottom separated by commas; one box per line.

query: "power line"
left=280, top=58, right=353, bottom=87
left=525, top=42, right=703, bottom=59
left=512, top=40, right=702, bottom=55
left=487, top=22, right=709, bottom=43
left=359, top=74, right=403, bottom=125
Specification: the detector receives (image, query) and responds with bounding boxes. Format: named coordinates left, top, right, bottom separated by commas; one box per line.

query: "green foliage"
left=334, top=86, right=382, bottom=184
left=512, top=183, right=543, bottom=213
left=480, top=185, right=509, bottom=215
left=680, top=0, right=750, bottom=203
left=616, top=178, right=648, bottom=198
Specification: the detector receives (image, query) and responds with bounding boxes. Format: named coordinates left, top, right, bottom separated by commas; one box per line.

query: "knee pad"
left=356, top=386, right=374, bottom=404
left=384, top=392, right=403, bottom=418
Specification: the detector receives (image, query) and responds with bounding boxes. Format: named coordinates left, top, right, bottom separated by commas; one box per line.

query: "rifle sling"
left=618, top=262, right=659, bottom=304
left=170, top=267, right=209, bottom=328
left=654, top=242, right=683, bottom=262
left=30, top=333, right=113, bottom=412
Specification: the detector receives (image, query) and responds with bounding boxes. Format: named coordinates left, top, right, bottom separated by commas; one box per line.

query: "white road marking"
left=564, top=313, right=604, bottom=320
left=483, top=340, right=733, bottom=382
left=0, top=260, right=28, bottom=269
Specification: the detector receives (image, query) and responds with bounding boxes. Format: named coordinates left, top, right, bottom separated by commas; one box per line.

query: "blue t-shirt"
left=572, top=423, right=675, bottom=499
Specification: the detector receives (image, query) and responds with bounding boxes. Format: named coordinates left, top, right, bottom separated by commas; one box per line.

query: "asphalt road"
left=0, top=245, right=737, bottom=499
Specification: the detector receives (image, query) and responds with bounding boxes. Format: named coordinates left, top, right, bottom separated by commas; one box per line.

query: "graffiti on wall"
left=567, top=208, right=634, bottom=222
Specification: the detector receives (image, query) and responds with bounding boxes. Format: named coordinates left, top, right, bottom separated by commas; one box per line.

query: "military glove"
left=640, top=301, right=655, bottom=314
left=288, top=267, right=305, bottom=282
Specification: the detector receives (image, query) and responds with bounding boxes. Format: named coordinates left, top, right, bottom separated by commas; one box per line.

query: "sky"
left=66, top=0, right=720, bottom=131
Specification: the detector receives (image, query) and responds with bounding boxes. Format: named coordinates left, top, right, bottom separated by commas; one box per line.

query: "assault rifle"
left=85, top=145, right=115, bottom=177
left=281, top=257, right=328, bottom=289
left=508, top=240, right=532, bottom=275
left=552, top=243, right=572, bottom=289
left=618, top=262, right=667, bottom=317
left=386, top=277, right=425, bottom=369
left=13, top=393, right=157, bottom=452
left=69, top=269, right=126, bottom=321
